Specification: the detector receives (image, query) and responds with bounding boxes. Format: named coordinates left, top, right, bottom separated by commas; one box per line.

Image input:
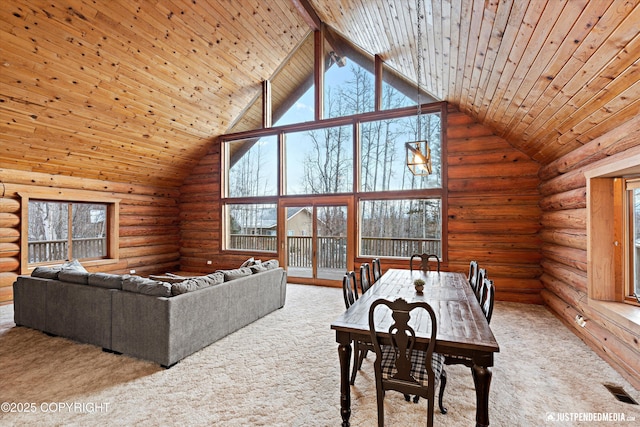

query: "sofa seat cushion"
left=123, top=276, right=172, bottom=297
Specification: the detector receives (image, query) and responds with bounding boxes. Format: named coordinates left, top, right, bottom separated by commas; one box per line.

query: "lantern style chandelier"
left=405, top=0, right=432, bottom=176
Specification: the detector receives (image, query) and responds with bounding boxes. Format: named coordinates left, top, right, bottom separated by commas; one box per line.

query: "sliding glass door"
left=282, top=198, right=352, bottom=285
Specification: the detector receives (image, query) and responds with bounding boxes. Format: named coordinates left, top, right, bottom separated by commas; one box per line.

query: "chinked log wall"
left=0, top=170, right=181, bottom=304
left=538, top=115, right=640, bottom=390
left=179, top=105, right=544, bottom=304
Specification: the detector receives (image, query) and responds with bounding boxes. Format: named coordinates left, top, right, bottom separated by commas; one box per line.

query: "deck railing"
left=229, top=235, right=441, bottom=269
left=28, top=237, right=107, bottom=263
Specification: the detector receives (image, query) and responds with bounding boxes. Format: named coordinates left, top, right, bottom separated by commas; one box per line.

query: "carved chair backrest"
left=360, top=263, right=372, bottom=294
left=342, top=271, right=358, bottom=309
left=410, top=253, right=440, bottom=273
left=368, top=297, right=439, bottom=424
left=372, top=258, right=382, bottom=282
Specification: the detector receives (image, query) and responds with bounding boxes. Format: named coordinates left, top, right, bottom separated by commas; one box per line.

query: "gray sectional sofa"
left=13, top=261, right=287, bottom=367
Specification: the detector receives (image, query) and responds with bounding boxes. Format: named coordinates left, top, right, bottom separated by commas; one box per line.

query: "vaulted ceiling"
left=1, top=0, right=638, bottom=188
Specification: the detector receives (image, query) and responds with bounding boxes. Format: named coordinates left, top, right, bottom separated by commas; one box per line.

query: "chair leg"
left=377, top=386, right=385, bottom=427
left=350, top=342, right=360, bottom=385
left=438, top=369, right=448, bottom=414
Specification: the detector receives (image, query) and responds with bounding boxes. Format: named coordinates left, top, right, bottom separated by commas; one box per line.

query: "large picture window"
left=226, top=136, right=278, bottom=198
left=224, top=203, right=278, bottom=252
left=27, top=201, right=107, bottom=263
left=360, top=113, right=441, bottom=192
left=360, top=198, right=442, bottom=258
left=285, top=125, right=353, bottom=195
left=221, top=103, right=446, bottom=259
left=20, top=193, right=119, bottom=271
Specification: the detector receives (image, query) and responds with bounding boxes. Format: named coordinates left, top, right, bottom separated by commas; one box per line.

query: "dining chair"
left=468, top=260, right=478, bottom=288
left=410, top=253, right=441, bottom=273
left=478, top=276, right=495, bottom=324
left=475, top=268, right=487, bottom=302
left=372, top=258, right=382, bottom=282
left=368, top=297, right=448, bottom=427
left=342, top=271, right=371, bottom=385
left=342, top=271, right=358, bottom=309
left=359, top=263, right=373, bottom=294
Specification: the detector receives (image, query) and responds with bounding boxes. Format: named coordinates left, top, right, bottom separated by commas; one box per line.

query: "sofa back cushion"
left=31, top=266, right=62, bottom=279
left=217, top=267, right=253, bottom=281
left=122, top=276, right=172, bottom=297
left=171, top=272, right=225, bottom=295
left=88, top=272, right=125, bottom=289
left=58, top=269, right=90, bottom=285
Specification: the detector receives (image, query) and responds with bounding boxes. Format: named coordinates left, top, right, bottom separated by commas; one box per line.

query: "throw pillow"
left=250, top=263, right=268, bottom=274
left=262, top=259, right=280, bottom=270
left=206, top=271, right=225, bottom=284
left=61, top=259, right=88, bottom=273
left=240, top=257, right=255, bottom=268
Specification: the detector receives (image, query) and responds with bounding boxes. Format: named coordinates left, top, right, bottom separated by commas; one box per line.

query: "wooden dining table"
left=330, top=268, right=500, bottom=427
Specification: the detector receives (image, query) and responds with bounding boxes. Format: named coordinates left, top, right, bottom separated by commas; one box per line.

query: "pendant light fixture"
left=405, top=0, right=432, bottom=176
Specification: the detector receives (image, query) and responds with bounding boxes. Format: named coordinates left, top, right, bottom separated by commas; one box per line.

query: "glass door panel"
left=316, top=205, right=347, bottom=280
left=285, top=206, right=313, bottom=279
left=282, top=198, right=351, bottom=285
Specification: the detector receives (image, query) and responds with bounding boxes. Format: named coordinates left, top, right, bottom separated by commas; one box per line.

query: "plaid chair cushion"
left=380, top=345, right=443, bottom=387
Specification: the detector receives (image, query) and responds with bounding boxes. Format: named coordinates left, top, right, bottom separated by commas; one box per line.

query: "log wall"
left=538, top=115, right=640, bottom=390
left=178, top=106, right=544, bottom=303
left=0, top=170, right=181, bottom=305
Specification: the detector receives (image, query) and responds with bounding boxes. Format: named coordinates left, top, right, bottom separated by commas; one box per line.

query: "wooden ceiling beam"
left=290, top=0, right=322, bottom=31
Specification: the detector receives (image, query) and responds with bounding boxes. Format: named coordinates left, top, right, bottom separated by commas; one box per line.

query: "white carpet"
left=0, top=283, right=638, bottom=426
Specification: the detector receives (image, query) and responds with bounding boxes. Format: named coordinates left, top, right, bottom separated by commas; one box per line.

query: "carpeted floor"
left=0, top=283, right=639, bottom=426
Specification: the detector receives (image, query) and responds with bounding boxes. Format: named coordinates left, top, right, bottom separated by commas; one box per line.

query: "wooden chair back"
left=475, top=268, right=486, bottom=302
left=359, top=263, right=372, bottom=294
left=468, top=260, right=478, bottom=287
left=342, top=271, right=358, bottom=309
left=368, top=297, right=440, bottom=427
left=410, top=253, right=440, bottom=273
left=372, top=258, right=382, bottom=282
left=478, top=277, right=495, bottom=324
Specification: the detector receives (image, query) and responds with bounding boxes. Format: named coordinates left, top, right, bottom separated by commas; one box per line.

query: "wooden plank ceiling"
left=1, top=0, right=639, bottom=188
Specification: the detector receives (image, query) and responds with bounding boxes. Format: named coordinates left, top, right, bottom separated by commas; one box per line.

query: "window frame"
left=222, top=200, right=280, bottom=254
left=585, top=153, right=640, bottom=330
left=357, top=196, right=444, bottom=259
left=19, top=191, right=119, bottom=274
left=220, top=102, right=448, bottom=262
left=623, top=178, right=640, bottom=304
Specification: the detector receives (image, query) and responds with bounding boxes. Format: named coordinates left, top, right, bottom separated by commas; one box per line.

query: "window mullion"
left=67, top=203, right=73, bottom=261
